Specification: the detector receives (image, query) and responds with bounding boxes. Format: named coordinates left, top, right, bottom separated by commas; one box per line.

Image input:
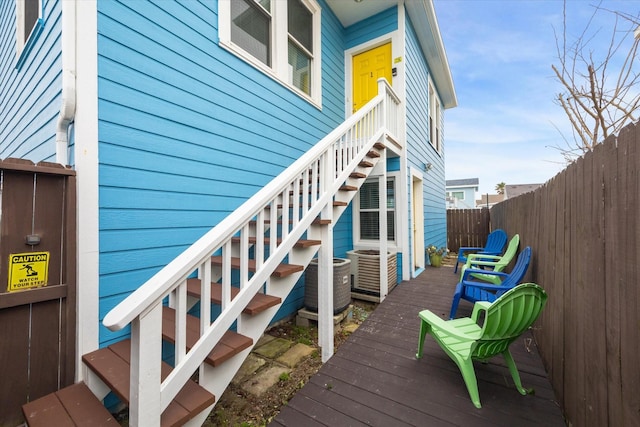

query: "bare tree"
left=552, top=1, right=640, bottom=162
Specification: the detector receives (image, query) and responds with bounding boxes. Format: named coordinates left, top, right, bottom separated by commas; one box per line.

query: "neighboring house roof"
left=327, top=0, right=457, bottom=109
left=504, top=184, right=543, bottom=199
left=446, top=178, right=479, bottom=187
left=476, top=193, right=505, bottom=208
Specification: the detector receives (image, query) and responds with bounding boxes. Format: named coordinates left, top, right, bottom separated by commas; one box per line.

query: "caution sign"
left=8, top=252, right=50, bottom=292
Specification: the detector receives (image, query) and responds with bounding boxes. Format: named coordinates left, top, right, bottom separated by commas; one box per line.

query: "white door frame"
left=410, top=167, right=425, bottom=275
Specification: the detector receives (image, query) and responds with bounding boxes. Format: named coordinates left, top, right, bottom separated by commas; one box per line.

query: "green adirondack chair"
left=460, top=234, right=520, bottom=284
left=416, top=283, right=548, bottom=408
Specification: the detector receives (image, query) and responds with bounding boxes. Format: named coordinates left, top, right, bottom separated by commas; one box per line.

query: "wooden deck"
left=271, top=265, right=566, bottom=426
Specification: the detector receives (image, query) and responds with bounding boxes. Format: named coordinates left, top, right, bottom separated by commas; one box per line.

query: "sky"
left=433, top=0, right=640, bottom=196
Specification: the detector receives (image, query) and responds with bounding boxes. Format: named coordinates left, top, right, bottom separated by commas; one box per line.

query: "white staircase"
left=21, top=80, right=401, bottom=427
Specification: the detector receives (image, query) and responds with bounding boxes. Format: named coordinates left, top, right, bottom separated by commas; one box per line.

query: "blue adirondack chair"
left=417, top=283, right=548, bottom=408
left=453, top=229, right=508, bottom=273
left=449, top=246, right=532, bottom=319
left=460, top=234, right=520, bottom=284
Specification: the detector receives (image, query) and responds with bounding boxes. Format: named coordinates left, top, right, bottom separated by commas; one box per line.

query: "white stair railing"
left=102, top=79, right=400, bottom=425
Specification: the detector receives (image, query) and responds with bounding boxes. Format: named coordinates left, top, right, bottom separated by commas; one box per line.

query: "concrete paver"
left=276, top=343, right=315, bottom=368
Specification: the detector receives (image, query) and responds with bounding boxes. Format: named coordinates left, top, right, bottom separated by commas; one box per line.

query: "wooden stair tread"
left=23, top=382, right=117, bottom=427
left=358, top=160, right=374, bottom=167
left=231, top=236, right=321, bottom=248
left=333, top=201, right=348, bottom=207
left=312, top=217, right=331, bottom=225
left=339, top=185, right=358, bottom=191
left=82, top=339, right=215, bottom=427
left=366, top=150, right=381, bottom=158
left=161, top=306, right=252, bottom=366
left=349, top=171, right=367, bottom=179
left=374, top=142, right=386, bottom=149
left=186, top=278, right=281, bottom=315
left=210, top=255, right=303, bottom=278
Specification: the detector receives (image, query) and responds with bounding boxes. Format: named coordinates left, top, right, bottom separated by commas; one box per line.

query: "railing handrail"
left=103, top=79, right=400, bottom=331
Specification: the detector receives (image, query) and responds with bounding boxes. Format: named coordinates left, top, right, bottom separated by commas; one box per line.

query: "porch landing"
left=271, top=264, right=565, bottom=426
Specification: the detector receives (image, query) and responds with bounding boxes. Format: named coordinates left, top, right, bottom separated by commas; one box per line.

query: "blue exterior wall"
left=345, top=6, right=397, bottom=49
left=0, top=0, right=61, bottom=161
left=96, top=0, right=349, bottom=344
left=404, top=16, right=447, bottom=267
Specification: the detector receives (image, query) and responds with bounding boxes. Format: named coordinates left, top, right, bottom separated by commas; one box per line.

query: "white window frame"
left=219, top=0, right=322, bottom=106
left=428, top=79, right=441, bottom=153
left=450, top=190, right=464, bottom=200
left=15, top=0, right=43, bottom=67
left=353, top=172, right=399, bottom=249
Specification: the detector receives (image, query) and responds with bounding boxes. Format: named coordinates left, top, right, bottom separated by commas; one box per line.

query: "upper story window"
left=15, top=0, right=43, bottom=65
left=220, top=0, right=321, bottom=105
left=429, top=80, right=441, bottom=153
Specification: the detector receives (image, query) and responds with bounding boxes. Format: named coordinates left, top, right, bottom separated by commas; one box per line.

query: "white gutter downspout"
left=56, top=0, right=76, bottom=165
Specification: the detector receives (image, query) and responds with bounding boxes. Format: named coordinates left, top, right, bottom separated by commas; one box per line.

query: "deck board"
left=272, top=265, right=565, bottom=426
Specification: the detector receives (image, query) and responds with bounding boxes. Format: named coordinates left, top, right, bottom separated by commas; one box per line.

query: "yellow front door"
left=352, top=43, right=392, bottom=113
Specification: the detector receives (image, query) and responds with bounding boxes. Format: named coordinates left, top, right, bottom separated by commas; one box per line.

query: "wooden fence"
left=0, top=159, right=76, bottom=425
left=491, top=122, right=640, bottom=427
left=446, top=208, right=490, bottom=252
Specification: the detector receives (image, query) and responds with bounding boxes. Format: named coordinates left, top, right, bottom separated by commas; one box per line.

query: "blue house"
left=1, top=0, right=456, bottom=424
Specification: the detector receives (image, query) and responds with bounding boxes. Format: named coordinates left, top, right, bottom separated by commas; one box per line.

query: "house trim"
left=74, top=0, right=99, bottom=380
left=396, top=3, right=409, bottom=281
left=410, top=166, right=425, bottom=276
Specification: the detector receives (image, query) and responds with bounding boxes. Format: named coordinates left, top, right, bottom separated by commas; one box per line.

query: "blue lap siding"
left=0, top=0, right=61, bottom=161
left=96, top=0, right=348, bottom=344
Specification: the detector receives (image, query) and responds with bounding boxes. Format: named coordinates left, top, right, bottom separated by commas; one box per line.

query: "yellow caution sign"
left=8, top=252, right=50, bottom=292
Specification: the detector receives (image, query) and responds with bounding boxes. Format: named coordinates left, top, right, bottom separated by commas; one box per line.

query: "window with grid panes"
left=221, top=0, right=321, bottom=103
left=359, top=177, right=396, bottom=242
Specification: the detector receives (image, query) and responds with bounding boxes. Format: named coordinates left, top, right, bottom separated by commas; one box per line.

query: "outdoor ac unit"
left=346, top=249, right=397, bottom=296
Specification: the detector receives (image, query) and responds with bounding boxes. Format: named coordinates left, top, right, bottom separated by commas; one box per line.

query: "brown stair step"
left=209, top=256, right=303, bottom=278
left=358, top=160, right=374, bottom=168
left=333, top=200, right=348, bottom=207
left=22, top=382, right=118, bottom=427
left=161, top=306, right=252, bottom=367
left=231, top=236, right=321, bottom=248
left=312, top=218, right=332, bottom=225
left=374, top=142, right=386, bottom=150
left=349, top=171, right=367, bottom=179
left=366, top=150, right=381, bottom=158
left=339, top=184, right=358, bottom=191
left=82, top=339, right=215, bottom=427
left=186, top=278, right=281, bottom=315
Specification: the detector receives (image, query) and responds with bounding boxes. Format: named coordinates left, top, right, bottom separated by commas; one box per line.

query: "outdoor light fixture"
left=424, top=162, right=433, bottom=172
